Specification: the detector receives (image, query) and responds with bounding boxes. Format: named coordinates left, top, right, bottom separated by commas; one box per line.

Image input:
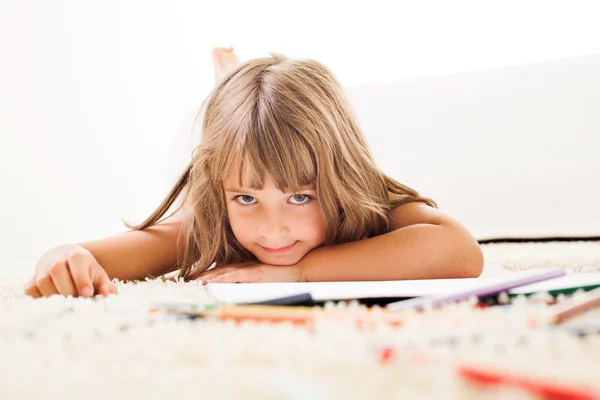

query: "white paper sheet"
left=205, top=271, right=600, bottom=304
left=511, top=272, right=600, bottom=294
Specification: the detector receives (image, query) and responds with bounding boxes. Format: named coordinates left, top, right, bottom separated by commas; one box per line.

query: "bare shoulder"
left=390, top=201, right=457, bottom=231
left=390, top=201, right=484, bottom=277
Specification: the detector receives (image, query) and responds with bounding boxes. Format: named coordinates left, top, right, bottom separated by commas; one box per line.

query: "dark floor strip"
left=479, top=236, right=600, bottom=244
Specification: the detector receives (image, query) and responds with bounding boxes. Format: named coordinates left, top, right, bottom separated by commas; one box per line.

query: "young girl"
left=25, top=48, right=483, bottom=298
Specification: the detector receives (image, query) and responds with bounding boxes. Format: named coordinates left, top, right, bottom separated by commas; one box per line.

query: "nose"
left=256, top=210, right=290, bottom=240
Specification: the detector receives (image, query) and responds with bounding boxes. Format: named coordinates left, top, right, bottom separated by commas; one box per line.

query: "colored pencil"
left=550, top=286, right=600, bottom=325
left=387, top=269, right=566, bottom=312
left=149, top=304, right=406, bottom=328
left=459, top=365, right=597, bottom=400
left=377, top=348, right=598, bottom=399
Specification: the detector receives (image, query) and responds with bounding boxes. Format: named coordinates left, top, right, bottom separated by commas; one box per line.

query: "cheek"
left=226, top=207, right=254, bottom=242
left=294, top=208, right=327, bottom=243
left=314, top=214, right=327, bottom=243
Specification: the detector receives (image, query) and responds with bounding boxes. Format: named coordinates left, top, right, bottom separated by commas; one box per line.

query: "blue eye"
left=289, top=194, right=311, bottom=205
left=237, top=195, right=256, bottom=205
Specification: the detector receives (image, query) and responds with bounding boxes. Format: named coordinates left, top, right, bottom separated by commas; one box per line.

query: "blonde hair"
left=129, top=53, right=435, bottom=280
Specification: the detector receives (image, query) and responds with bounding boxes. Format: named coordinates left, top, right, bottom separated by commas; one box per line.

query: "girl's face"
left=224, top=173, right=327, bottom=266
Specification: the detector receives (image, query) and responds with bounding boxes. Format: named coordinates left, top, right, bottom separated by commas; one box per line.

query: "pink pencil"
left=550, top=286, right=600, bottom=325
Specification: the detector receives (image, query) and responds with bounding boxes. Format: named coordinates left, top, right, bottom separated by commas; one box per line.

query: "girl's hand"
left=197, top=260, right=305, bottom=284
left=24, top=244, right=118, bottom=298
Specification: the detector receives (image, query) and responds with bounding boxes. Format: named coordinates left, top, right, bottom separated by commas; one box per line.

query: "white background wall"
left=1, top=0, right=600, bottom=270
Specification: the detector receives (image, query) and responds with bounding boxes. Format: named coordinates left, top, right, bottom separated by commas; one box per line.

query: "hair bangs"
left=222, top=100, right=317, bottom=193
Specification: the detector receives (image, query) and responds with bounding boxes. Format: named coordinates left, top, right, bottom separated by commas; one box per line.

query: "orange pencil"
left=150, top=305, right=406, bottom=328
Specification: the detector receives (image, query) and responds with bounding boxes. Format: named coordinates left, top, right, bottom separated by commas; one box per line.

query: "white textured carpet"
left=1, top=242, right=600, bottom=399
left=482, top=241, right=600, bottom=273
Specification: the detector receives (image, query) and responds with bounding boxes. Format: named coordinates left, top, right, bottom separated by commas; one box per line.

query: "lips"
left=261, top=241, right=298, bottom=255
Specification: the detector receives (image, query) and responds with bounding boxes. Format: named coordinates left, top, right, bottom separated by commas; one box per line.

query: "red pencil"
left=459, top=365, right=597, bottom=400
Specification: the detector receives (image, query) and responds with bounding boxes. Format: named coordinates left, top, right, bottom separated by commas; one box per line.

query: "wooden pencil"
left=550, top=286, right=600, bottom=325
left=150, top=305, right=406, bottom=328
left=459, top=365, right=597, bottom=400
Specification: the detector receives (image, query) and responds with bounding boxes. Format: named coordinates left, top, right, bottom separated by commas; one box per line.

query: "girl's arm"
left=300, top=202, right=483, bottom=282
left=79, top=211, right=185, bottom=281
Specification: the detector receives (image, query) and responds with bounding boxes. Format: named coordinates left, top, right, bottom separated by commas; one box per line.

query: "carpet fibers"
left=1, top=242, right=600, bottom=399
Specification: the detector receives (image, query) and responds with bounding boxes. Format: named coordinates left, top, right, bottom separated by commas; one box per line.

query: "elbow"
left=441, top=224, right=484, bottom=279
left=465, top=247, right=484, bottom=278
left=454, top=240, right=484, bottom=278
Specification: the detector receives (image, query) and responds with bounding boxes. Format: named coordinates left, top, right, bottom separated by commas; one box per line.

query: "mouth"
left=260, top=241, right=298, bottom=255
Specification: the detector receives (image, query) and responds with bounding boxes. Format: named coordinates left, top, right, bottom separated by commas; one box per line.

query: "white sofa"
left=344, top=53, right=600, bottom=241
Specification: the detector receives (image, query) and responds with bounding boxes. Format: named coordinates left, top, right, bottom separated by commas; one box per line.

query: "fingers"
left=90, top=263, right=117, bottom=297
left=35, top=270, right=59, bottom=297
left=200, top=268, right=249, bottom=284
left=197, top=261, right=263, bottom=284
left=25, top=246, right=118, bottom=299
left=49, top=259, right=77, bottom=297
left=24, top=277, right=43, bottom=298
left=67, top=251, right=95, bottom=297
left=196, top=268, right=231, bottom=284
left=199, top=264, right=299, bottom=283
left=208, top=271, right=243, bottom=283
left=195, top=270, right=220, bottom=284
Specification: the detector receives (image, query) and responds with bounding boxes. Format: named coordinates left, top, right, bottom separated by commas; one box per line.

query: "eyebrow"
left=224, top=186, right=316, bottom=193
left=224, top=188, right=251, bottom=193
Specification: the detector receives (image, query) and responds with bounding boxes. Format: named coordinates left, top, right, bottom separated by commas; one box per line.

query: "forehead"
left=222, top=156, right=316, bottom=192
left=223, top=163, right=250, bottom=188
left=221, top=163, right=280, bottom=191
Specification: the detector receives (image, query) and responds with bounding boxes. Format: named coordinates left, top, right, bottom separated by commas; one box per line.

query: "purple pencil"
left=387, top=269, right=566, bottom=312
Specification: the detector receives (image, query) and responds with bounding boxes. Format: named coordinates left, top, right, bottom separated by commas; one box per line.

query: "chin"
left=256, top=253, right=305, bottom=266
